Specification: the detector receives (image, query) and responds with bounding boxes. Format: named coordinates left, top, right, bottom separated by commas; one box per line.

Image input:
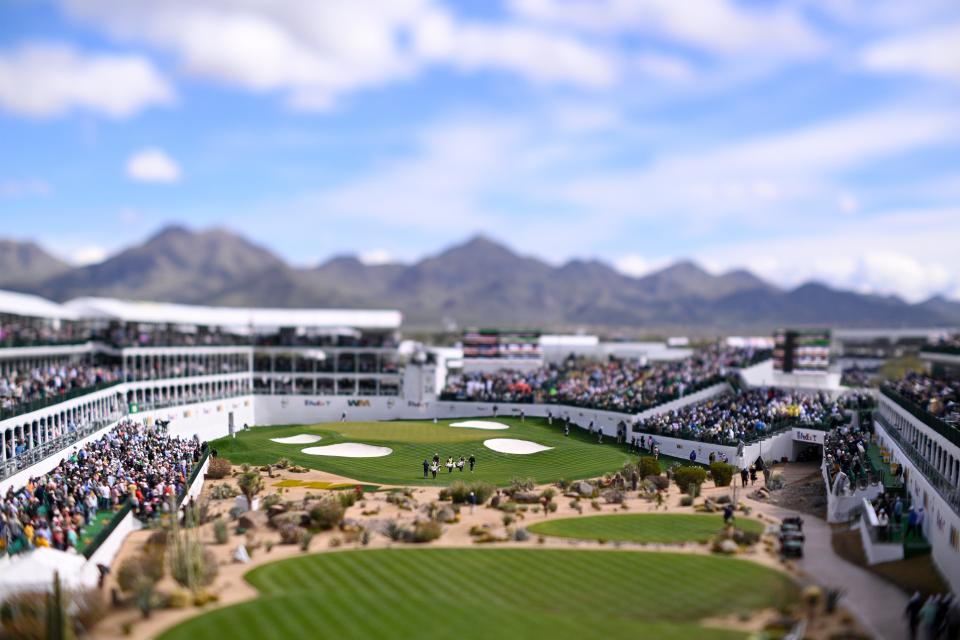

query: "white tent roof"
left=0, top=289, right=77, bottom=320
left=64, top=297, right=402, bottom=330
left=0, top=547, right=99, bottom=597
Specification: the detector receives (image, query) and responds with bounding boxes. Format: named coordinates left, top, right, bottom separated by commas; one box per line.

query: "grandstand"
left=2, top=287, right=958, bottom=640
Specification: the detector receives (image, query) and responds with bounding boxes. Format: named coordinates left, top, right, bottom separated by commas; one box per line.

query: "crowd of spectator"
left=0, top=317, right=84, bottom=348
left=635, top=387, right=847, bottom=446
left=0, top=362, right=122, bottom=415
left=884, top=372, right=959, bottom=426
left=441, top=346, right=770, bottom=414
left=823, top=426, right=876, bottom=489
left=0, top=420, right=204, bottom=556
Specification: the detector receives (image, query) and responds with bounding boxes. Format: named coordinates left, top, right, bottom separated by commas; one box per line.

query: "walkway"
left=749, top=487, right=909, bottom=639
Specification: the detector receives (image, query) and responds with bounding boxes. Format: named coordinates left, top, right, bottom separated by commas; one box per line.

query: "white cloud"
left=510, top=0, right=825, bottom=59
left=0, top=178, right=51, bottom=198
left=699, top=207, right=960, bottom=302
left=126, top=148, right=181, bottom=183
left=556, top=107, right=960, bottom=222
left=358, top=249, right=395, bottom=265
left=62, top=0, right=618, bottom=109
left=615, top=254, right=668, bottom=277
left=861, top=23, right=960, bottom=84
left=0, top=42, right=173, bottom=118
left=71, top=245, right=108, bottom=265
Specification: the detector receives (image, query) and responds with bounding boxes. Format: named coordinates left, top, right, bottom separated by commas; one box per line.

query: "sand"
left=301, top=443, right=393, bottom=458
left=269, top=434, right=323, bottom=445
left=449, top=420, right=510, bottom=430
left=482, top=438, right=553, bottom=454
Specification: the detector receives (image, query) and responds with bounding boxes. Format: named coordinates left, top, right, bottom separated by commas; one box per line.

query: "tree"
left=237, top=464, right=264, bottom=511
left=46, top=572, right=74, bottom=640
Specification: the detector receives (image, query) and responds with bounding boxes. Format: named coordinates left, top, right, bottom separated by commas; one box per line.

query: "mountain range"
left=2, top=226, right=958, bottom=332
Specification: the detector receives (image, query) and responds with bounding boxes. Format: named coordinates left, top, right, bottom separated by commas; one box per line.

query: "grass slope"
left=211, top=417, right=671, bottom=486
left=158, top=548, right=797, bottom=640
left=528, top=513, right=764, bottom=544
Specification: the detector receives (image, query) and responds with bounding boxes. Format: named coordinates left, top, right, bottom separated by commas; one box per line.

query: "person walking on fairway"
left=740, top=467, right=749, bottom=488
left=446, top=456, right=454, bottom=473
left=564, top=423, right=570, bottom=437
left=422, top=458, right=429, bottom=479
left=430, top=461, right=439, bottom=479
left=433, top=452, right=440, bottom=465
left=340, top=411, right=346, bottom=423
left=469, top=454, right=476, bottom=472
left=457, top=456, right=465, bottom=472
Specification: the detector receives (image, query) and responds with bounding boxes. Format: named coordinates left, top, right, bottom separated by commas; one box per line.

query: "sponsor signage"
left=347, top=399, right=371, bottom=407
left=304, top=399, right=331, bottom=407
left=793, top=428, right=823, bottom=444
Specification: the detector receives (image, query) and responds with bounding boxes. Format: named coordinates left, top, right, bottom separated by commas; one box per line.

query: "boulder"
left=576, top=482, right=595, bottom=497
left=718, top=539, right=738, bottom=555
left=238, top=510, right=269, bottom=531
left=436, top=507, right=457, bottom=523
left=267, top=504, right=287, bottom=519
left=233, top=544, right=251, bottom=563
left=513, top=491, right=541, bottom=504
left=270, top=510, right=309, bottom=529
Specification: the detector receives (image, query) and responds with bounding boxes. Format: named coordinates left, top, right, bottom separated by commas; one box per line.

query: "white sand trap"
left=301, top=443, right=393, bottom=458
left=450, top=420, right=510, bottom=430
left=483, top=438, right=553, bottom=455
left=270, top=434, right=323, bottom=445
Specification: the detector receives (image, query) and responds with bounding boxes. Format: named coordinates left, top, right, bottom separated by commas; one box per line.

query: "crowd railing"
left=880, top=385, right=960, bottom=448
left=0, top=380, right=123, bottom=422
left=0, top=416, right=120, bottom=482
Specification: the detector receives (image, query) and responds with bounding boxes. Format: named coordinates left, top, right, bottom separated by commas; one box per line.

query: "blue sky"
left=0, top=0, right=958, bottom=302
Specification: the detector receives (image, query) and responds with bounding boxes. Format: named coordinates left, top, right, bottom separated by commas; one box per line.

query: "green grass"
left=158, top=548, right=797, bottom=640
left=212, top=417, right=662, bottom=487
left=77, top=508, right=118, bottom=553
left=528, top=513, right=765, bottom=544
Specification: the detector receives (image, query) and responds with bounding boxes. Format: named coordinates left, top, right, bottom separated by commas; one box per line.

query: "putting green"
left=158, top=548, right=797, bottom=640
left=528, top=513, right=765, bottom=544
left=212, top=418, right=675, bottom=486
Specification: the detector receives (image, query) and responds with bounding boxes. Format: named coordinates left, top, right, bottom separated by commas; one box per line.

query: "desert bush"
left=207, top=457, right=232, bottom=479
left=602, top=489, right=624, bottom=504
left=710, top=462, right=736, bottom=487
left=0, top=587, right=105, bottom=639
left=275, top=457, right=290, bottom=469
left=638, top=457, right=662, bottom=478
left=541, top=487, right=556, bottom=502
left=169, top=539, right=218, bottom=589
left=546, top=501, right=558, bottom=514
left=513, top=528, right=530, bottom=542
left=406, top=520, right=443, bottom=543
left=236, top=465, right=264, bottom=509
left=673, top=466, right=708, bottom=494
left=680, top=495, right=694, bottom=507
left=301, top=532, right=314, bottom=551
left=278, top=523, right=304, bottom=545
left=310, top=497, right=345, bottom=530
left=339, top=491, right=358, bottom=510
left=509, top=477, right=536, bottom=493
left=445, top=480, right=495, bottom=505
left=213, top=519, right=229, bottom=544
left=328, top=536, right=342, bottom=548
left=767, top=473, right=786, bottom=490
left=590, top=499, right=601, bottom=511
left=210, top=483, right=238, bottom=500
left=499, top=502, right=518, bottom=514
left=385, top=520, right=406, bottom=542
left=502, top=513, right=515, bottom=527
left=262, top=493, right=282, bottom=509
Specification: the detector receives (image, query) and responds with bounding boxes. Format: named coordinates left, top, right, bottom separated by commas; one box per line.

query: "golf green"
left=211, top=418, right=670, bottom=486
left=528, top=513, right=765, bottom=544
left=158, top=548, right=797, bottom=640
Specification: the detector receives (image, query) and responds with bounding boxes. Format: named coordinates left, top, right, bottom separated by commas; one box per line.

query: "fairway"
left=528, top=513, right=765, bottom=544
left=211, top=417, right=647, bottom=486
left=158, top=548, right=798, bottom=640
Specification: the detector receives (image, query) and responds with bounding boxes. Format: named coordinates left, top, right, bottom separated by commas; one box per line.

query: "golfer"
left=422, top=459, right=429, bottom=478
left=469, top=454, right=476, bottom=472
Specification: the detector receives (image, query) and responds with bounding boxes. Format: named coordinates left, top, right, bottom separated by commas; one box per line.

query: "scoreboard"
left=773, top=328, right=831, bottom=373
left=462, top=329, right=542, bottom=360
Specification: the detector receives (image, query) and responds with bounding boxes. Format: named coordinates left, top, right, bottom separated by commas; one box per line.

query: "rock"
left=702, top=499, right=716, bottom=513
left=436, top=507, right=457, bottom=523
left=267, top=504, right=287, bottom=518
left=278, top=523, right=306, bottom=544
left=233, top=544, right=251, bottom=563
left=270, top=510, right=309, bottom=529
left=513, top=491, right=541, bottom=504
left=719, top=539, right=738, bottom=555
left=238, top=510, right=269, bottom=531
left=577, top=482, right=595, bottom=497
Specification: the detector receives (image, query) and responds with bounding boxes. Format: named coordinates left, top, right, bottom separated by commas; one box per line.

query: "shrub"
left=546, top=501, right=558, bottom=514
left=385, top=520, right=406, bottom=542
left=328, top=537, right=342, bottom=548
left=673, top=466, right=708, bottom=494
left=262, top=493, right=282, bottom=509
left=207, top=457, right=232, bottom=479
left=502, top=513, right=515, bottom=527
left=509, top=477, right=536, bottom=493
left=590, top=500, right=601, bottom=511
left=406, top=520, right=443, bottom=543
left=541, top=488, right=556, bottom=502
left=602, top=489, right=624, bottom=504
left=310, top=497, right=345, bottom=530
left=117, top=553, right=163, bottom=593
left=301, top=532, right=314, bottom=551
left=767, top=473, right=786, bottom=490
left=213, top=519, right=229, bottom=544
left=170, top=539, right=218, bottom=589
left=645, top=475, right=670, bottom=491
left=210, top=483, right=238, bottom=500
left=513, top=528, right=530, bottom=542
left=680, top=495, right=694, bottom=507
left=339, top=491, right=358, bottom=510
left=638, top=457, right=661, bottom=478
left=445, top=481, right=495, bottom=505
left=275, top=457, right=290, bottom=469
left=279, top=524, right=305, bottom=545
left=710, top=462, right=736, bottom=487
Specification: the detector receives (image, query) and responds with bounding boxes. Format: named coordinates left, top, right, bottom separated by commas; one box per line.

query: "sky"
left=0, top=0, right=958, bottom=302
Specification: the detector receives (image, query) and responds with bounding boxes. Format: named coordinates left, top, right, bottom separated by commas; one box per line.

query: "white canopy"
left=0, top=547, right=99, bottom=598
left=0, top=289, right=76, bottom=321
left=64, top=297, right=402, bottom=331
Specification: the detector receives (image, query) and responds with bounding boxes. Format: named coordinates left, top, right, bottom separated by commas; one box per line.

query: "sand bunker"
left=483, top=438, right=553, bottom=454
left=449, top=420, right=510, bottom=430
left=301, top=443, right=393, bottom=458
left=270, top=434, right=323, bottom=445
